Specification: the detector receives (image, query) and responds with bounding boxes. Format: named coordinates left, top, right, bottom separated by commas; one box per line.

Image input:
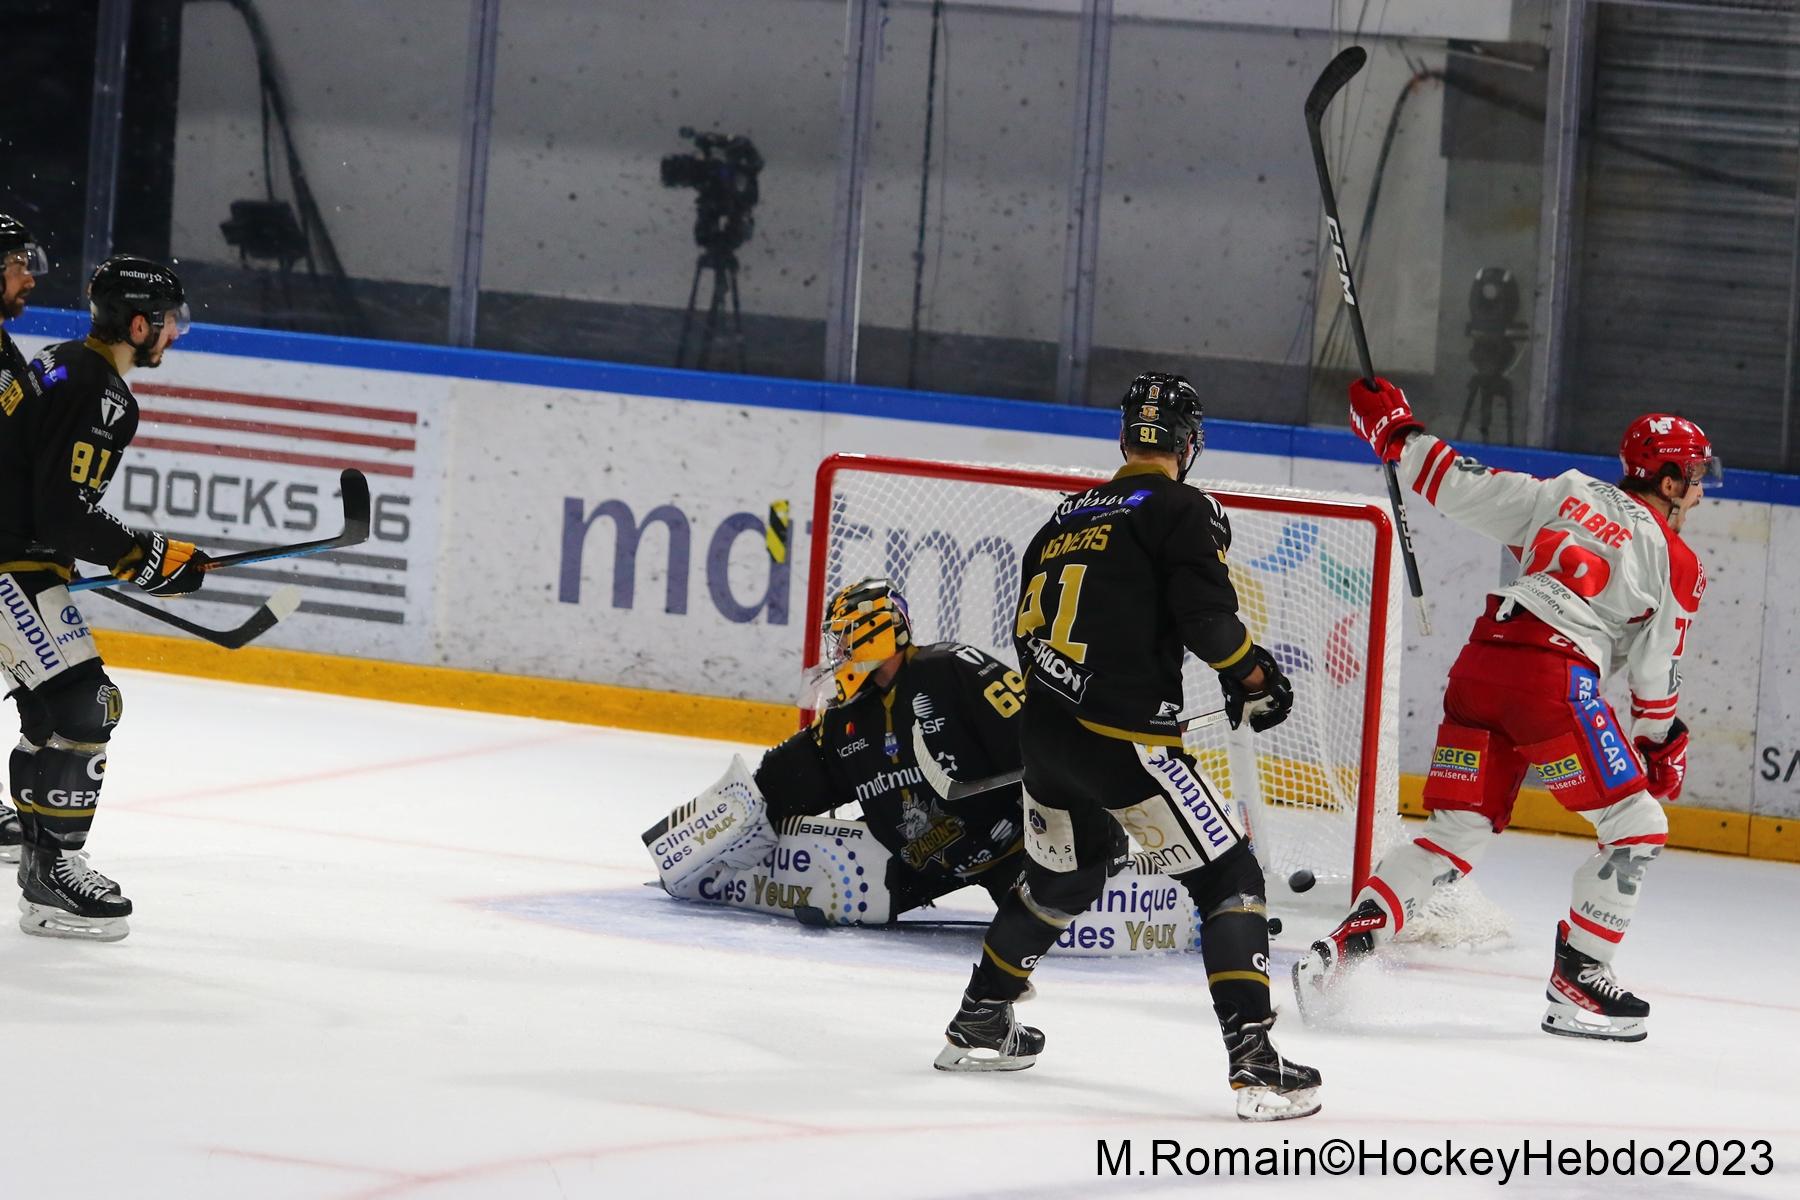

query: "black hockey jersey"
left=755, top=642, right=1026, bottom=881
left=1013, top=462, right=1253, bottom=743
left=0, top=337, right=143, bottom=571
left=0, top=325, right=39, bottom=422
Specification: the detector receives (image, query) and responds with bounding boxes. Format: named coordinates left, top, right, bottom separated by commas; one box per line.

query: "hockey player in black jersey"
left=0, top=213, right=50, bottom=862
left=0, top=253, right=210, bottom=941
left=649, top=578, right=1033, bottom=918
left=931, top=372, right=1323, bottom=1121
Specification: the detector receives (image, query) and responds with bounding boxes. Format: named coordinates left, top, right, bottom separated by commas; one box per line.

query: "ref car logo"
left=1538, top=755, right=1586, bottom=789
left=1431, top=746, right=1481, bottom=775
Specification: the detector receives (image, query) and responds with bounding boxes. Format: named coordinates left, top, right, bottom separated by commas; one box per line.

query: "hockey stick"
left=1304, top=46, right=1432, bottom=635
left=68, top=469, right=372, bottom=593
left=794, top=904, right=987, bottom=930
left=89, top=583, right=302, bottom=650
left=911, top=706, right=1230, bottom=802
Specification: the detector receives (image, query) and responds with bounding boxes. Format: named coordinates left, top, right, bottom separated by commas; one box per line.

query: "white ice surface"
left=5, top=669, right=1797, bottom=1198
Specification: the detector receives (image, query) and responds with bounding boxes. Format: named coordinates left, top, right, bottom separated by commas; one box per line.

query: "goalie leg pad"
left=1422, top=721, right=1528, bottom=832
left=1565, top=791, right=1666, bottom=961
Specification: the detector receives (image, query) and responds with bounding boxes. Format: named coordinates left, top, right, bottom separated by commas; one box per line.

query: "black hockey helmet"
left=0, top=213, right=48, bottom=277
left=1120, top=372, right=1204, bottom=480
left=88, top=254, right=190, bottom=345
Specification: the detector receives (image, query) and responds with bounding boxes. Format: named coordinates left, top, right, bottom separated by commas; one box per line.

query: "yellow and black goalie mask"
left=821, top=578, right=912, bottom=706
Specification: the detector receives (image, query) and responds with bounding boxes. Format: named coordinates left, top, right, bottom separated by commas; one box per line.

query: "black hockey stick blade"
left=795, top=904, right=986, bottom=931
left=911, top=708, right=1229, bottom=802
left=71, top=469, right=372, bottom=593
left=91, top=584, right=302, bottom=650
left=1304, top=45, right=1367, bottom=125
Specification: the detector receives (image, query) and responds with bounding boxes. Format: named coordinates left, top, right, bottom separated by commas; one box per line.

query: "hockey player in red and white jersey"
left=1292, top=377, right=1716, bottom=1043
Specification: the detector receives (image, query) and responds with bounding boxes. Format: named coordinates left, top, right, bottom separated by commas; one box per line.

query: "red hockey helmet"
left=1619, top=414, right=1722, bottom=492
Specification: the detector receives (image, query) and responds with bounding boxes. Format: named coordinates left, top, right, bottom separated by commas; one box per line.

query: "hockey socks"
left=24, top=740, right=107, bottom=851
left=970, top=875, right=1082, bottom=1000
left=1200, top=903, right=1275, bottom=1029
left=1566, top=793, right=1666, bottom=961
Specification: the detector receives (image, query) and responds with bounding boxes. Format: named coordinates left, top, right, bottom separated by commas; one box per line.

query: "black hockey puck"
left=794, top=904, right=831, bottom=929
left=1267, top=916, right=1283, bottom=937
left=1288, top=869, right=1316, bottom=894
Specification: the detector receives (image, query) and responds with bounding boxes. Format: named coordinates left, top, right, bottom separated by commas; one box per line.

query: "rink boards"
left=8, top=308, right=1800, bottom=853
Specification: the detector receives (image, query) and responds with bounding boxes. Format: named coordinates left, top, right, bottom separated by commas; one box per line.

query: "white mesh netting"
left=804, top=455, right=1510, bottom=948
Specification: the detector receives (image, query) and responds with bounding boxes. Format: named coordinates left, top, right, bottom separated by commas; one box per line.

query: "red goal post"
left=801, top=453, right=1404, bottom=896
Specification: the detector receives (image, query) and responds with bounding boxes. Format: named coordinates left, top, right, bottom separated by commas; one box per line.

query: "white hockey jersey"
left=1397, top=434, right=1704, bottom=742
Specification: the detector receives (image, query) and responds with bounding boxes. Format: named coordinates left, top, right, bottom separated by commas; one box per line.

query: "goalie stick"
left=911, top=706, right=1229, bottom=802
left=89, top=584, right=302, bottom=650
left=1304, top=46, right=1432, bottom=635
left=68, top=469, right=372, bottom=593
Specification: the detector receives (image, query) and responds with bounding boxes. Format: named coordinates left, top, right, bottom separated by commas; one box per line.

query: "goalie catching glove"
left=113, top=532, right=209, bottom=597
left=1218, top=644, right=1293, bottom=733
left=1634, top=718, right=1689, bottom=802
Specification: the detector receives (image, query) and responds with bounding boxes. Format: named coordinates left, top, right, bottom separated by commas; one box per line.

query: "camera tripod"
left=675, top=246, right=747, bottom=373
left=1458, top=371, right=1515, bottom=444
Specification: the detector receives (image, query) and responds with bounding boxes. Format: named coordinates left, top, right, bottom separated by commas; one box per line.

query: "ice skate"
left=1225, top=1016, right=1322, bottom=1121
left=0, top=804, right=19, bottom=864
left=933, top=982, right=1043, bottom=1072
left=1291, top=897, right=1386, bottom=1021
left=1541, top=920, right=1647, bottom=1042
left=17, top=844, right=132, bottom=942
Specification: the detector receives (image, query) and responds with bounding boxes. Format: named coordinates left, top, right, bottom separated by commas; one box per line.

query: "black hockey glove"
left=115, top=532, right=210, bottom=597
left=1218, top=644, right=1293, bottom=733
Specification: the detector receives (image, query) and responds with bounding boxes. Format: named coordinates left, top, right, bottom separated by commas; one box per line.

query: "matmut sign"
left=99, top=379, right=443, bottom=658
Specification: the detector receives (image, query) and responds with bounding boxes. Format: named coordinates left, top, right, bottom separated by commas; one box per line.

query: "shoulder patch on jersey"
left=1667, top=533, right=1704, bottom=613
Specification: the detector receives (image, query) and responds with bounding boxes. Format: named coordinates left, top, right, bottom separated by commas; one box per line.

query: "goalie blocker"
left=643, top=758, right=1203, bottom=957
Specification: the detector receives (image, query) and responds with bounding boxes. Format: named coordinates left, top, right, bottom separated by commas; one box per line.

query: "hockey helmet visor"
left=0, top=214, right=47, bottom=277
left=821, top=578, right=912, bottom=705
left=1620, top=413, right=1722, bottom=492
left=2, top=245, right=48, bottom=278
left=88, top=254, right=191, bottom=339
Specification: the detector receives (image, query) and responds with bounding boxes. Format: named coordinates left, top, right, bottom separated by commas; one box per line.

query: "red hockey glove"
left=1634, top=718, right=1688, bottom=802
left=114, top=533, right=210, bottom=597
left=1349, top=377, right=1424, bottom=463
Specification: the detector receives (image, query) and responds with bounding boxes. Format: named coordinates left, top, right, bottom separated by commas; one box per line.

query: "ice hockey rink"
left=5, top=668, right=1794, bottom=1199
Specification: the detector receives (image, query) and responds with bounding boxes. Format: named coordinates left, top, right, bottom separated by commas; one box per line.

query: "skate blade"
left=1235, top=1085, right=1322, bottom=1122
left=18, top=899, right=129, bottom=943
left=933, top=1041, right=1037, bottom=1073
left=1540, top=1002, right=1645, bottom=1043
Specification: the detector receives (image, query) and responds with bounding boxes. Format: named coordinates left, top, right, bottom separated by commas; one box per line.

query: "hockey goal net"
left=800, top=454, right=1507, bottom=944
